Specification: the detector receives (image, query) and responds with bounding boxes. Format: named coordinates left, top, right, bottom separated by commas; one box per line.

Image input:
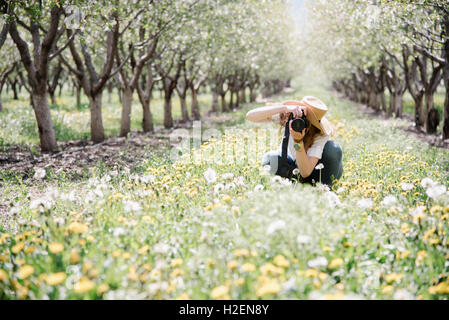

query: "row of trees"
left=306, top=0, right=449, bottom=139
left=0, top=0, right=300, bottom=151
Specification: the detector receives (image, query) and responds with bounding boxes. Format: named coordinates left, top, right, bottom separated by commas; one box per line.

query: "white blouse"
left=278, top=133, right=330, bottom=161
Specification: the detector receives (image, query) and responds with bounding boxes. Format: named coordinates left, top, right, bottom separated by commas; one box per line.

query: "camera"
left=290, top=110, right=310, bottom=133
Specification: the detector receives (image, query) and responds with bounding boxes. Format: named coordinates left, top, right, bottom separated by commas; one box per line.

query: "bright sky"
left=288, top=0, right=308, bottom=31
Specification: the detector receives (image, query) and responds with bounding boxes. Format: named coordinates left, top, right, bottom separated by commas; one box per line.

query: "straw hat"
left=282, top=96, right=333, bottom=136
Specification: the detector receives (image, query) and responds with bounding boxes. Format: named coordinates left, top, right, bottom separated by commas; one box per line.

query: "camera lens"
left=291, top=118, right=305, bottom=132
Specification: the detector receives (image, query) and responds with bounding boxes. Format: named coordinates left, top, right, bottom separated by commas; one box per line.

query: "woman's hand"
left=289, top=120, right=307, bottom=141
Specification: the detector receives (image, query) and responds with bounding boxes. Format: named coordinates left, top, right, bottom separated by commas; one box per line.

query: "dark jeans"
left=262, top=140, right=343, bottom=187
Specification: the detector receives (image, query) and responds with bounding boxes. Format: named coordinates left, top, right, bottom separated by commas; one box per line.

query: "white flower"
left=214, top=183, right=225, bottom=194
left=381, top=195, right=397, bottom=208
left=426, top=184, right=447, bottom=199
left=112, top=227, right=126, bottom=237
left=315, top=163, right=324, bottom=170
left=296, top=235, right=311, bottom=244
left=401, top=182, right=414, bottom=191
left=263, top=165, right=271, bottom=172
left=308, top=256, right=328, bottom=268
left=224, top=182, right=236, bottom=190
left=325, top=191, right=341, bottom=208
left=357, top=198, right=373, bottom=210
left=336, top=187, right=346, bottom=194
left=420, top=177, right=436, bottom=189
left=409, top=205, right=426, bottom=220
left=292, top=168, right=300, bottom=175
left=317, top=183, right=330, bottom=192
left=153, top=242, right=170, bottom=254
left=33, top=168, right=46, bottom=180
left=140, top=174, right=156, bottom=184
left=254, top=184, right=264, bottom=191
left=271, top=176, right=283, bottom=184
left=123, top=200, right=142, bottom=212
left=266, top=219, right=286, bottom=235
left=234, top=176, right=245, bottom=186
left=393, top=289, right=415, bottom=300
left=222, top=172, right=234, bottom=180
left=204, top=168, right=217, bottom=184
left=281, top=178, right=292, bottom=186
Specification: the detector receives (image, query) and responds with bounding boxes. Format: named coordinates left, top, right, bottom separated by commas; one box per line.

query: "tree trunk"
left=76, top=85, right=81, bottom=108
left=240, top=88, right=246, bottom=103
left=120, top=87, right=133, bottom=137
left=414, top=95, right=424, bottom=129
left=249, top=85, right=256, bottom=102
left=179, top=95, right=189, bottom=123
left=191, top=88, right=200, bottom=120
left=393, top=93, right=403, bottom=118
left=443, top=77, right=449, bottom=139
left=164, top=94, right=173, bottom=129
left=221, top=94, right=228, bottom=112
left=49, top=91, right=56, bottom=106
left=32, top=90, right=58, bottom=151
left=211, top=90, right=219, bottom=112
left=0, top=95, right=3, bottom=112
left=12, top=81, right=18, bottom=100
left=88, top=93, right=105, bottom=143
left=142, top=100, right=154, bottom=133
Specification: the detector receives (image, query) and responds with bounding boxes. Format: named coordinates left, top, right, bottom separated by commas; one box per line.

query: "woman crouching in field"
left=246, top=96, right=343, bottom=187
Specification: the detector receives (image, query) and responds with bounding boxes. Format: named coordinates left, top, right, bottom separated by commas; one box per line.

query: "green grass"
left=0, top=78, right=448, bottom=300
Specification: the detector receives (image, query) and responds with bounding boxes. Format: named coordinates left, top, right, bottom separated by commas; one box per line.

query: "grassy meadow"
left=0, top=78, right=449, bottom=300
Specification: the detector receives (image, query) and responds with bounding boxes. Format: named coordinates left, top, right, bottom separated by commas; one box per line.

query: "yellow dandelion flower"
left=97, top=283, right=109, bottom=296
left=428, top=282, right=449, bottom=295
left=335, top=283, right=344, bottom=291
left=235, top=278, right=245, bottom=286
left=112, top=250, right=121, bottom=258
left=128, top=266, right=138, bottom=281
left=171, top=268, right=184, bottom=278
left=48, top=242, right=64, bottom=254
left=176, top=292, right=190, bottom=300
left=256, top=278, right=281, bottom=297
left=0, top=269, right=8, bottom=281
left=234, top=248, right=250, bottom=258
left=385, top=273, right=403, bottom=283
left=171, top=258, right=183, bottom=267
left=12, top=242, right=25, bottom=254
left=24, top=246, right=36, bottom=255
left=122, top=252, right=131, bottom=260
left=68, top=222, right=88, bottom=234
left=74, top=277, right=95, bottom=294
left=328, top=258, right=343, bottom=269
left=82, top=261, right=93, bottom=274
left=18, top=265, right=34, bottom=279
left=305, top=269, right=319, bottom=278
left=138, top=245, right=150, bottom=255
left=273, top=255, right=290, bottom=268
left=241, top=263, right=256, bottom=273
left=211, top=285, right=229, bottom=299
left=45, top=272, right=66, bottom=285
left=227, top=260, right=238, bottom=270
left=382, top=285, right=394, bottom=295
left=324, top=291, right=345, bottom=300
left=260, top=262, right=284, bottom=276
left=70, top=249, right=81, bottom=264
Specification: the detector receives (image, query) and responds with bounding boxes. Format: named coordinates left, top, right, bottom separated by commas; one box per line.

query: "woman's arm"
left=246, top=103, right=304, bottom=123
left=294, top=141, right=319, bottom=178
left=245, top=104, right=287, bottom=122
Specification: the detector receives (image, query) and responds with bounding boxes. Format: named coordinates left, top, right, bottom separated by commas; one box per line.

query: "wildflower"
left=45, top=272, right=66, bottom=285
left=382, top=285, right=394, bottom=295
left=171, top=258, right=183, bottom=267
left=227, top=260, right=238, bottom=270
left=74, top=277, right=95, bottom=294
left=328, top=258, right=343, bottom=269
left=33, top=168, right=46, bottom=180
left=421, top=177, right=436, bottom=189
left=204, top=168, right=217, bottom=184
left=357, top=198, right=373, bottom=210
left=97, top=284, right=110, bottom=296
left=254, top=184, right=264, bottom=191
left=308, top=257, right=328, bottom=269
left=176, top=292, right=190, bottom=300
left=426, top=184, right=447, bottom=199
left=401, top=183, right=414, bottom=191
left=260, top=263, right=283, bottom=276
left=70, top=249, right=81, bottom=264
left=292, top=168, right=300, bottom=175
left=48, top=242, right=64, bottom=254
left=266, top=220, right=286, bottom=235
left=68, top=222, right=88, bottom=234
left=18, top=265, right=34, bottom=279
left=241, top=263, right=256, bottom=272
left=154, top=242, right=170, bottom=254
left=385, top=273, right=403, bottom=283
left=123, top=200, right=142, bottom=212
left=381, top=195, right=397, bottom=208
left=393, top=289, right=415, bottom=300
left=256, top=278, right=281, bottom=297
left=214, top=183, right=225, bottom=194
left=234, top=249, right=250, bottom=257
left=273, top=255, right=290, bottom=268
left=210, top=285, right=229, bottom=299
left=271, top=176, right=283, bottom=184
left=428, top=282, right=449, bottom=295
left=0, top=269, right=8, bottom=282
left=315, top=163, right=324, bottom=170
left=222, top=172, right=234, bottom=180
left=12, top=242, right=25, bottom=254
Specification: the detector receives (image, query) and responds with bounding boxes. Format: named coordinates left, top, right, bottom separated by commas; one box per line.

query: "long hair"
left=278, top=113, right=321, bottom=153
